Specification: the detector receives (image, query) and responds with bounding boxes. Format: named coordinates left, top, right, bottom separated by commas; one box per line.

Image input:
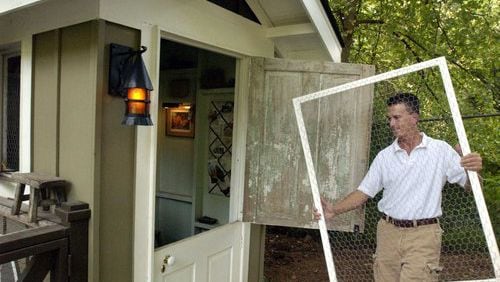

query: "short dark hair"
left=387, top=92, right=420, bottom=114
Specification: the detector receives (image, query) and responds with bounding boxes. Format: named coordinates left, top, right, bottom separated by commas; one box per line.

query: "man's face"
left=387, top=103, right=419, bottom=139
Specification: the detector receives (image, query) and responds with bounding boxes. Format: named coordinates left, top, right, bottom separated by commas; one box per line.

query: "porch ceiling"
left=246, top=0, right=343, bottom=61
left=0, top=0, right=50, bottom=16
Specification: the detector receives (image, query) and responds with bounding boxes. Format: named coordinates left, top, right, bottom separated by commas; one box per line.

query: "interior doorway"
left=154, top=39, right=236, bottom=247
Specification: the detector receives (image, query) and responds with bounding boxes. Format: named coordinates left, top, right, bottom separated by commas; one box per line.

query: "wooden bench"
left=7, top=172, right=68, bottom=223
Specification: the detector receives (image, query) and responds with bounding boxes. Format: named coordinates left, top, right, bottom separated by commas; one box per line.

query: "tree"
left=329, top=0, right=499, bottom=234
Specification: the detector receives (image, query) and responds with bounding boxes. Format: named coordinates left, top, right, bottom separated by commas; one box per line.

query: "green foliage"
left=483, top=170, right=500, bottom=237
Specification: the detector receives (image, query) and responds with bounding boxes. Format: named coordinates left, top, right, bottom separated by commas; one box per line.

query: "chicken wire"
left=293, top=58, right=498, bottom=282
left=3, top=54, right=20, bottom=171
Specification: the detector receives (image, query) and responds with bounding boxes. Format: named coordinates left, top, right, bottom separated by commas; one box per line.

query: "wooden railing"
left=0, top=198, right=90, bottom=281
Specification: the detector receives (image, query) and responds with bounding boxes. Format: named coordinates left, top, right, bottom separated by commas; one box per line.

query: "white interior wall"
left=157, top=132, right=195, bottom=197
left=197, top=93, right=233, bottom=224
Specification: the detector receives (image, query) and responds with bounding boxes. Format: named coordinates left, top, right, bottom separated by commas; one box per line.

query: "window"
left=1, top=52, right=20, bottom=171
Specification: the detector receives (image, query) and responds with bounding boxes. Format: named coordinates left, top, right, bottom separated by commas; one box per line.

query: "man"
left=315, top=93, right=482, bottom=281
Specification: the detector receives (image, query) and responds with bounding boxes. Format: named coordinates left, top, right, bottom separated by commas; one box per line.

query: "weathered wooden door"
left=243, top=58, right=375, bottom=232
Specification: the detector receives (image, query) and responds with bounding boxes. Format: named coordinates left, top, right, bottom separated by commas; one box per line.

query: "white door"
left=153, top=222, right=246, bottom=282
left=154, top=88, right=243, bottom=282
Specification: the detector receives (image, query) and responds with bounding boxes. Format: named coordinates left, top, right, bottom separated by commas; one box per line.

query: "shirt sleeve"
left=358, top=153, right=384, bottom=198
left=445, top=144, right=467, bottom=187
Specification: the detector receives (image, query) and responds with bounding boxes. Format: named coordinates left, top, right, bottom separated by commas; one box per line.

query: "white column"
left=19, top=36, right=32, bottom=172
left=133, top=23, right=160, bottom=282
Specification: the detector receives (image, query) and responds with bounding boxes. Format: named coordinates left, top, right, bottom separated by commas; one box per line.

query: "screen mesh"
left=4, top=55, right=20, bottom=171
left=311, top=71, right=496, bottom=281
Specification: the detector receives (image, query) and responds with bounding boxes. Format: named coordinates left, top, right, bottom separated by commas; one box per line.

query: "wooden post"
left=10, top=183, right=26, bottom=215
left=28, top=188, right=40, bottom=222
left=55, top=201, right=91, bottom=282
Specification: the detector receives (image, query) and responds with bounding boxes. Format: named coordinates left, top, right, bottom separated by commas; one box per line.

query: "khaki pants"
left=373, top=219, right=443, bottom=282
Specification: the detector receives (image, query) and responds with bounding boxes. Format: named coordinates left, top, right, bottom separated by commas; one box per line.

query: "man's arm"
left=314, top=190, right=369, bottom=221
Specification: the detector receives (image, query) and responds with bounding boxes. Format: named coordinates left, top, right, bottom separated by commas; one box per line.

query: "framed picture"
left=166, top=107, right=195, bottom=137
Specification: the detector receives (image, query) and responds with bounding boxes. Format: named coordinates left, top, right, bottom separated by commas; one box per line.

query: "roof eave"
left=301, top=0, right=344, bottom=62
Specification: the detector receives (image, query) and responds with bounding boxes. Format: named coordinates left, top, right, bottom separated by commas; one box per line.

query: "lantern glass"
left=122, top=87, right=153, bottom=125
left=126, top=87, right=149, bottom=114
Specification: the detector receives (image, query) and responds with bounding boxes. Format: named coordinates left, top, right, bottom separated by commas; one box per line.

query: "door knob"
left=163, top=255, right=175, bottom=266
left=161, top=255, right=175, bottom=273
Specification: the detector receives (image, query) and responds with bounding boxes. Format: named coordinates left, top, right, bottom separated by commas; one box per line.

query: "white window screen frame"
left=292, top=57, right=499, bottom=282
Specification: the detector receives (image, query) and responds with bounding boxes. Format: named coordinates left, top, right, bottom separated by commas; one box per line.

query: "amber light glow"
left=126, top=87, right=149, bottom=114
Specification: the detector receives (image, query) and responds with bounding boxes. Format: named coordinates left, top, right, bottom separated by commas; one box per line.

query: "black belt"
left=381, top=213, right=438, bottom=228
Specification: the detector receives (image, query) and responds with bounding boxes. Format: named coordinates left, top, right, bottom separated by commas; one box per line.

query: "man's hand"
left=461, top=153, right=482, bottom=172
left=313, top=197, right=336, bottom=221
left=455, top=144, right=482, bottom=172
left=313, top=191, right=369, bottom=221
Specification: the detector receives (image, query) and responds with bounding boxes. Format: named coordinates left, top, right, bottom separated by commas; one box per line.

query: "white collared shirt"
left=358, top=133, right=467, bottom=220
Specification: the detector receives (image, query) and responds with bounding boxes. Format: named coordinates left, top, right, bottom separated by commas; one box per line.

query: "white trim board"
left=300, top=0, right=342, bottom=62
left=292, top=57, right=500, bottom=282
left=19, top=36, right=32, bottom=173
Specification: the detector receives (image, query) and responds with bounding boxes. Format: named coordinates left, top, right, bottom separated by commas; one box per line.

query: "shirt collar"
left=391, top=133, right=429, bottom=152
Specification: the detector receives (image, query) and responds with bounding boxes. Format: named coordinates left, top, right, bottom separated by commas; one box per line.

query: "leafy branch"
left=394, top=32, right=497, bottom=94
left=394, top=32, right=442, bottom=106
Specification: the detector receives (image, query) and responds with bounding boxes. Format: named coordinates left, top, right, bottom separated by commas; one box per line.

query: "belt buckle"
left=412, top=219, right=418, bottom=227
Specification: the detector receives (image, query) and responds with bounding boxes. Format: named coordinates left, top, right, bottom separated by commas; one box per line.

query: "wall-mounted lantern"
left=109, top=43, right=153, bottom=126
